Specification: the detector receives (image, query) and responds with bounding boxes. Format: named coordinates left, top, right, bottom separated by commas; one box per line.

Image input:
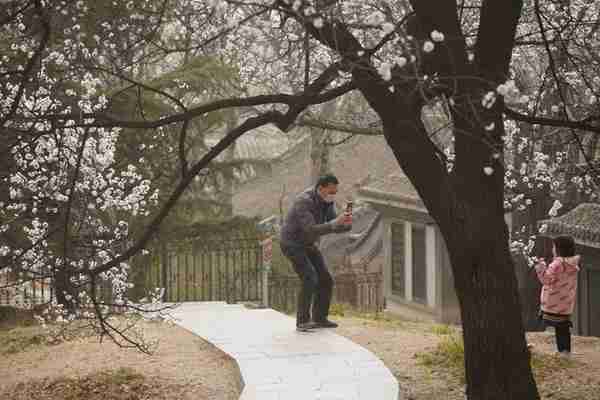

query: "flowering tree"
left=1, top=0, right=600, bottom=397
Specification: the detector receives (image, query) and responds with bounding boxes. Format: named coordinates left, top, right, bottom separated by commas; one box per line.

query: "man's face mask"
left=319, top=183, right=338, bottom=203
left=324, top=194, right=336, bottom=203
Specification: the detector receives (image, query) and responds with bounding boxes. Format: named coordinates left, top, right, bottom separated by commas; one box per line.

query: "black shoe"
left=296, top=322, right=318, bottom=332
left=314, top=319, right=338, bottom=328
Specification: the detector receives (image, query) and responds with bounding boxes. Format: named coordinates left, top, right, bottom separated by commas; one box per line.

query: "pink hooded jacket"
left=535, top=256, right=580, bottom=316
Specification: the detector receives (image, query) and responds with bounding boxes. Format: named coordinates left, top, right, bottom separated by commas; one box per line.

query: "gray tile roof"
left=539, top=203, right=600, bottom=247
left=359, top=173, right=420, bottom=202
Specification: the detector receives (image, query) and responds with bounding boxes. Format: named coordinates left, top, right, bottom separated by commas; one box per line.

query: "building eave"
left=358, top=186, right=428, bottom=215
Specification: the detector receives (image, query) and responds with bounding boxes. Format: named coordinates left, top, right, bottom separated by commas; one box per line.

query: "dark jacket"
left=280, top=188, right=351, bottom=247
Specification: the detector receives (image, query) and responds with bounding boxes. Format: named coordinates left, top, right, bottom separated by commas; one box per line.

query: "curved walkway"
left=170, top=302, right=399, bottom=400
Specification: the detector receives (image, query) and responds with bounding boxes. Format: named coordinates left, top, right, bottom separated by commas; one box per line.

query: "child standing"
left=534, top=235, right=580, bottom=356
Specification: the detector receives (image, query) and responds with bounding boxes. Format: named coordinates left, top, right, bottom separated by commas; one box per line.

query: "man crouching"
left=280, top=174, right=352, bottom=332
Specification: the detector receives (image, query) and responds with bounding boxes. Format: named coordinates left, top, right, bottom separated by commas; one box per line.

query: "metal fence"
left=133, top=238, right=264, bottom=304
left=0, top=271, right=120, bottom=309
left=0, top=270, right=54, bottom=307
left=2, top=238, right=384, bottom=317
left=2, top=238, right=265, bottom=308
left=268, top=272, right=384, bottom=314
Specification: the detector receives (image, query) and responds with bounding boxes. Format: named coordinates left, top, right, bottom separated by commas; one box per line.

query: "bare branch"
left=91, top=66, right=188, bottom=113
left=27, top=81, right=354, bottom=130
left=504, top=107, right=600, bottom=134
left=179, top=120, right=190, bottom=178
left=297, top=117, right=383, bottom=136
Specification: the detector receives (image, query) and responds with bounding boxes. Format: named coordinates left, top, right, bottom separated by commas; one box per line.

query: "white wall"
left=384, top=218, right=438, bottom=314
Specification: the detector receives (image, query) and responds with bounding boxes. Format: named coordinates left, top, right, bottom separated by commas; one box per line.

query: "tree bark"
left=363, top=1, right=539, bottom=397
left=309, top=100, right=336, bottom=185
left=445, top=206, right=539, bottom=400
left=378, top=109, right=539, bottom=400
left=309, top=127, right=329, bottom=185
left=289, top=0, right=539, bottom=397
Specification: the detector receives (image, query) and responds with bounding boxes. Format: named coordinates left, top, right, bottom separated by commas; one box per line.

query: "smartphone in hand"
left=342, top=201, right=353, bottom=225
left=345, top=200, right=353, bottom=215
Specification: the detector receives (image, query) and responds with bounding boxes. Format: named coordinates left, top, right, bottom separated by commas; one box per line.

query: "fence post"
left=161, top=241, right=168, bottom=302
left=260, top=236, right=273, bottom=308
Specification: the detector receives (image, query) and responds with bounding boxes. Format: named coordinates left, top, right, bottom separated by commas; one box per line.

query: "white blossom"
left=423, top=41, right=435, bottom=53
left=548, top=200, right=563, bottom=217
left=377, top=62, right=392, bottom=81
left=395, top=56, right=407, bottom=67
left=382, top=23, right=395, bottom=35
left=365, top=11, right=385, bottom=26
left=430, top=30, right=445, bottom=42
left=482, top=91, right=497, bottom=108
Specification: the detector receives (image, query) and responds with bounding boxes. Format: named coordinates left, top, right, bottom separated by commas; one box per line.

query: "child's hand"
left=534, top=259, right=547, bottom=273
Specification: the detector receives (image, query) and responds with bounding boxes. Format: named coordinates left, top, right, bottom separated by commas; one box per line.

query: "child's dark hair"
left=553, top=235, right=576, bottom=257
left=316, top=174, right=339, bottom=189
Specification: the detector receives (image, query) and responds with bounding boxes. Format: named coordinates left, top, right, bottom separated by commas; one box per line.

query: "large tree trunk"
left=444, top=206, right=538, bottom=399
left=300, top=0, right=539, bottom=396
left=440, top=96, right=540, bottom=400
left=356, top=4, right=538, bottom=394
left=382, top=113, right=540, bottom=398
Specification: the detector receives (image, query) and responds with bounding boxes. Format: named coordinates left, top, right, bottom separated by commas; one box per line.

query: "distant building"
left=358, top=173, right=461, bottom=324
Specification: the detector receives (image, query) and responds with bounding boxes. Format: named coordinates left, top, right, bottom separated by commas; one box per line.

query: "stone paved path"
left=169, top=302, right=399, bottom=400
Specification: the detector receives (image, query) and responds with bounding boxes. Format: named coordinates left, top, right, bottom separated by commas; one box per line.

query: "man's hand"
left=334, top=213, right=352, bottom=226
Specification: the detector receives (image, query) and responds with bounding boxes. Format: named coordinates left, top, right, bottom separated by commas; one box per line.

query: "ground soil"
left=0, top=320, right=241, bottom=400
left=335, top=314, right=600, bottom=400
left=2, top=311, right=599, bottom=400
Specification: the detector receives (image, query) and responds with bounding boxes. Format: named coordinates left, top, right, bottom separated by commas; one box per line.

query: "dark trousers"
left=280, top=243, right=333, bottom=326
left=544, top=319, right=572, bottom=353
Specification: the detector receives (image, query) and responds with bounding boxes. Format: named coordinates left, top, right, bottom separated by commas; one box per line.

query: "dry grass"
left=8, top=367, right=158, bottom=400
left=3, top=306, right=598, bottom=400
left=334, top=311, right=600, bottom=400
left=414, top=331, right=578, bottom=384
left=0, top=325, right=46, bottom=354
left=0, top=319, right=242, bottom=400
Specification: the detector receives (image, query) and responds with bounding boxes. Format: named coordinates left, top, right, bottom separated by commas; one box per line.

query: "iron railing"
left=134, top=238, right=264, bottom=304
left=0, top=271, right=54, bottom=307
left=268, top=272, right=384, bottom=314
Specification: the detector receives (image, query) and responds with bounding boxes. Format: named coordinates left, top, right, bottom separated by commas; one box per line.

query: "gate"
left=135, top=238, right=264, bottom=304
